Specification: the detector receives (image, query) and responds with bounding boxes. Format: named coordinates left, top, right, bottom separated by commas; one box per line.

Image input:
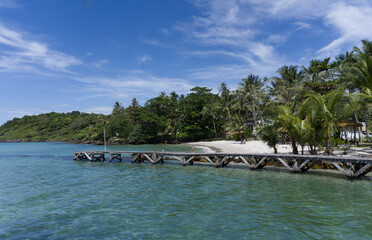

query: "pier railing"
left=73, top=151, right=372, bottom=179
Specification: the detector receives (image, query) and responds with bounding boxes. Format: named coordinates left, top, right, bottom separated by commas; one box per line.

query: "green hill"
left=0, top=111, right=107, bottom=143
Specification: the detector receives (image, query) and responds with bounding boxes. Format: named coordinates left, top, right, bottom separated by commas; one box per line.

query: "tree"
left=178, top=87, right=216, bottom=140
left=238, top=74, right=265, bottom=128
left=271, top=65, right=304, bottom=104
left=226, top=113, right=245, bottom=143
left=353, top=40, right=372, bottom=97
left=215, top=83, right=235, bottom=137
left=258, top=124, right=280, bottom=153
left=300, top=89, right=346, bottom=155
left=277, top=105, right=300, bottom=154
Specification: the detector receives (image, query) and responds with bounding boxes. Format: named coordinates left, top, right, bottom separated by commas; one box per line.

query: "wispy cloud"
left=92, top=59, right=108, bottom=69
left=317, top=2, right=372, bottom=57
left=142, top=39, right=161, bottom=46
left=137, top=54, right=152, bottom=64
left=174, top=0, right=285, bottom=80
left=74, top=71, right=193, bottom=101
left=0, top=24, right=81, bottom=73
left=295, top=22, right=311, bottom=31
left=177, top=0, right=372, bottom=81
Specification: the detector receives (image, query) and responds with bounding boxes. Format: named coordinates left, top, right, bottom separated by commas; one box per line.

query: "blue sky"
left=1, top=0, right=372, bottom=124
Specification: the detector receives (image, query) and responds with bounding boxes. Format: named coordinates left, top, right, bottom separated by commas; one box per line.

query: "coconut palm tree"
left=238, top=74, right=265, bottom=128
left=226, top=113, right=245, bottom=143
left=271, top=65, right=304, bottom=104
left=346, top=40, right=372, bottom=142
left=202, top=101, right=220, bottom=139
left=353, top=40, right=372, bottom=97
left=214, top=83, right=235, bottom=137
left=258, top=123, right=280, bottom=153
left=300, top=89, right=346, bottom=155
left=277, top=105, right=300, bottom=154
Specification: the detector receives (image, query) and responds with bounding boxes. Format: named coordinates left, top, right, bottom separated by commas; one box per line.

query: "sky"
left=1, top=0, right=372, bottom=124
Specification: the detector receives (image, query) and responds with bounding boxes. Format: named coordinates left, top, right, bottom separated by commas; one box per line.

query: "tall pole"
left=104, top=125, right=106, bottom=151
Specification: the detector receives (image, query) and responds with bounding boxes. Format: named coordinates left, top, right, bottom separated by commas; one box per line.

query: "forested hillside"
left=0, top=111, right=107, bottom=143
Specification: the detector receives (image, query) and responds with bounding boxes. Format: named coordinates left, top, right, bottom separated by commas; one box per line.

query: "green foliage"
left=129, top=125, right=147, bottom=144
left=258, top=124, right=280, bottom=153
left=303, top=81, right=337, bottom=94
left=0, top=112, right=107, bottom=142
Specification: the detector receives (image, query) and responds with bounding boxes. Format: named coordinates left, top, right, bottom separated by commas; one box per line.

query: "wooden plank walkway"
left=73, top=151, right=372, bottom=179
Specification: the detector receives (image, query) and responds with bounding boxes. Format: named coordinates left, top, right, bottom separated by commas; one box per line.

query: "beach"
left=188, top=140, right=372, bottom=157
left=188, top=140, right=291, bottom=154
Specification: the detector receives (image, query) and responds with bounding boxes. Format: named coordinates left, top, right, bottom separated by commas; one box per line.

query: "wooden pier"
left=73, top=151, right=372, bottom=179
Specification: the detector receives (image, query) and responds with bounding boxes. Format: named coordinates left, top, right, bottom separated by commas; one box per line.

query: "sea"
left=0, top=142, right=371, bottom=239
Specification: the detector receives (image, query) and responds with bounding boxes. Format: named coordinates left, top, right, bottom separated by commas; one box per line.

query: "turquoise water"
left=0, top=143, right=371, bottom=239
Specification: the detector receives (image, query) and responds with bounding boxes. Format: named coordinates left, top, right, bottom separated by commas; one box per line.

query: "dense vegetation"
left=0, top=111, right=107, bottom=143
left=0, top=40, right=371, bottom=154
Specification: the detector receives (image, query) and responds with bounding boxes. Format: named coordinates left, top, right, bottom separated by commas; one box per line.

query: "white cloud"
left=180, top=0, right=372, bottom=76
left=317, top=3, right=372, bottom=57
left=176, top=0, right=285, bottom=82
left=93, top=59, right=108, bottom=69
left=142, top=39, right=161, bottom=46
left=74, top=71, right=194, bottom=101
left=294, top=22, right=311, bottom=31
left=176, top=1, right=256, bottom=47
left=267, top=34, right=288, bottom=45
left=0, top=24, right=81, bottom=73
left=137, top=54, right=152, bottom=64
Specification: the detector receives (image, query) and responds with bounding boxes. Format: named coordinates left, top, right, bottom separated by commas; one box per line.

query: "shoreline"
left=1, top=139, right=371, bottom=157
left=187, top=140, right=372, bottom=157
left=187, top=140, right=293, bottom=154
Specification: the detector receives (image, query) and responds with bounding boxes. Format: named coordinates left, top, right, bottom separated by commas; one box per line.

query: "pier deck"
left=73, top=151, right=372, bottom=179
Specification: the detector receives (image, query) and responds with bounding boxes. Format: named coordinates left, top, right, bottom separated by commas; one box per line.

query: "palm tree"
left=238, top=74, right=265, bottom=128
left=112, top=101, right=124, bottom=114
left=347, top=40, right=372, bottom=142
left=258, top=124, right=280, bottom=153
left=300, top=89, right=346, bottom=155
left=277, top=105, right=300, bottom=154
left=353, top=40, right=372, bottom=97
left=215, top=83, right=235, bottom=137
left=226, top=113, right=245, bottom=143
left=303, top=57, right=334, bottom=82
left=271, top=65, right=304, bottom=104
left=290, top=117, right=314, bottom=155
left=202, top=101, right=219, bottom=139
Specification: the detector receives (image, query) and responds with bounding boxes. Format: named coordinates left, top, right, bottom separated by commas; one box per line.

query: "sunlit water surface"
left=0, top=142, right=371, bottom=239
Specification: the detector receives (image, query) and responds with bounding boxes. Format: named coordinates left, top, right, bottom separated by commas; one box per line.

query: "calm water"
left=0, top=142, right=371, bottom=239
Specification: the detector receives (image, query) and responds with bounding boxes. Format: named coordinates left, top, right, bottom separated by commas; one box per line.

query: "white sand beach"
left=188, top=140, right=292, bottom=154
left=188, top=140, right=372, bottom=157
